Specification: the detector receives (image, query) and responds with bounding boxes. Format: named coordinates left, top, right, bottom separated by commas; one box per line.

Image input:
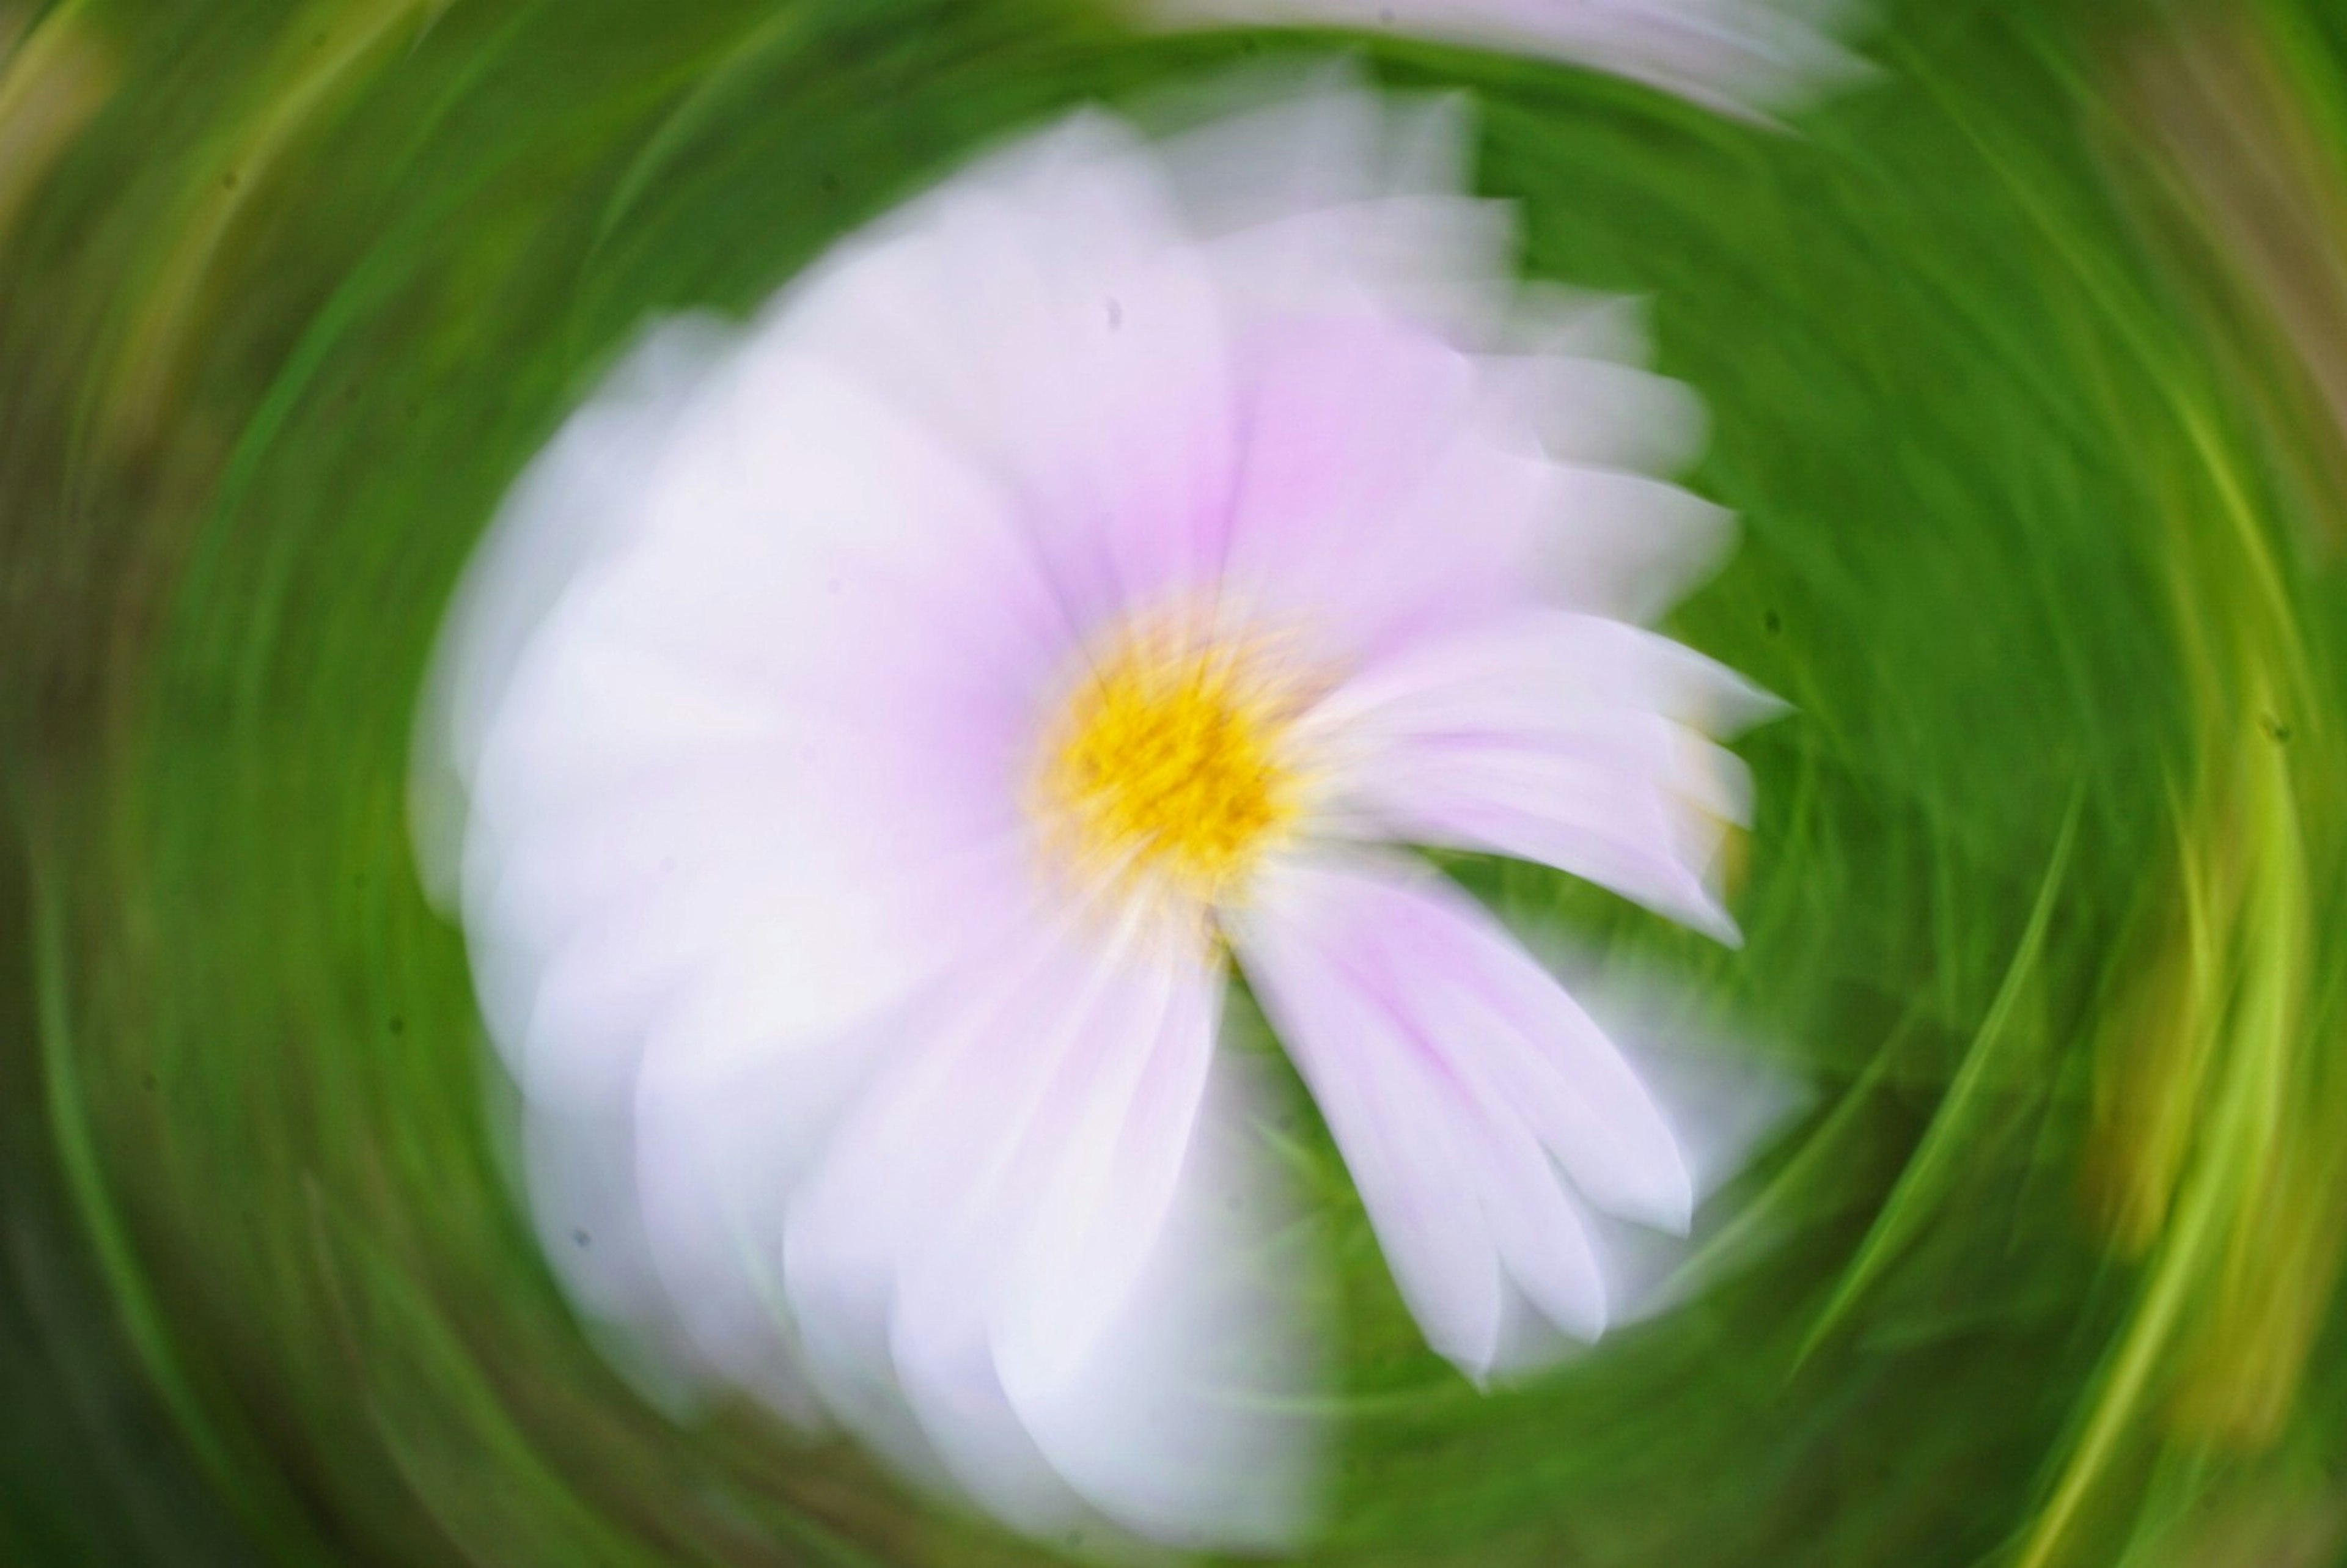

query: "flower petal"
left=1166, top=82, right=1519, bottom=342
left=1007, top=1050, right=1326, bottom=1550
left=1304, top=609, right=1780, bottom=940
left=1234, top=854, right=1694, bottom=1374
left=1532, top=466, right=1738, bottom=626
left=1130, top=0, right=1870, bottom=119
left=758, top=112, right=1245, bottom=630
left=782, top=907, right=1298, bottom=1545
left=1213, top=313, right=1559, bottom=662
left=434, top=314, right=1078, bottom=1128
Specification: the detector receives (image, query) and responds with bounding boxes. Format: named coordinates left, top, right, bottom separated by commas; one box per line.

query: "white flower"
left=417, top=82, right=1776, bottom=1552
left=1130, top=0, right=1870, bottom=117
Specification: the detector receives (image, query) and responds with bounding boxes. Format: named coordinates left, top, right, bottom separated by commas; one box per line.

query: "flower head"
left=419, top=79, right=1776, bottom=1552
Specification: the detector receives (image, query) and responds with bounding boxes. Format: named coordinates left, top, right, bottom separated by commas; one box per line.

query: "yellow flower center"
left=1041, top=629, right=1307, bottom=903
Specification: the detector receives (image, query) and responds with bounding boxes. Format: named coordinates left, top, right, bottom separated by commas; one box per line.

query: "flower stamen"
left=1042, top=629, right=1304, bottom=902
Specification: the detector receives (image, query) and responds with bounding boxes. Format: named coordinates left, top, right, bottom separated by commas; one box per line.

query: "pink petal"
left=1233, top=854, right=1693, bottom=1376
left=760, top=113, right=1246, bottom=632
left=1213, top=314, right=1555, bottom=662
left=1303, top=609, right=1779, bottom=940
left=1133, top=0, right=1869, bottom=119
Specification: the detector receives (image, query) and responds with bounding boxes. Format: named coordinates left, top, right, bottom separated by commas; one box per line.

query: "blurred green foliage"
left=3, top=0, right=2346, bottom=1563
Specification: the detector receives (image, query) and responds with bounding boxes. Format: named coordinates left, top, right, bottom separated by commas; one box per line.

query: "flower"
left=1129, top=0, right=1870, bottom=119
left=417, top=81, right=1776, bottom=1550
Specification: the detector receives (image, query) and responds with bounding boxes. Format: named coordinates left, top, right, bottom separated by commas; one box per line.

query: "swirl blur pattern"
left=4, top=1, right=2347, bottom=1566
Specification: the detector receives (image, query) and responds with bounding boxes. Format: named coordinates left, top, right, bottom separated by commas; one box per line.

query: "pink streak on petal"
left=1304, top=609, right=1781, bottom=939
left=1213, top=315, right=1553, bottom=662
left=1243, top=924, right=1513, bottom=1372
left=1235, top=853, right=1694, bottom=1372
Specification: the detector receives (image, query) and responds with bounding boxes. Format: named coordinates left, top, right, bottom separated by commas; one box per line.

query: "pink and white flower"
left=417, top=82, right=1776, bottom=1550
left=1132, top=0, right=1869, bottom=118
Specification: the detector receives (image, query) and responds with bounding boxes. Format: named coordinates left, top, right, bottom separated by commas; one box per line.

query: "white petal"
left=784, top=909, right=1311, bottom=1547
left=755, top=112, right=1244, bottom=625
left=1131, top=0, right=1870, bottom=118
left=1536, top=466, right=1738, bottom=626
left=435, top=320, right=1060, bottom=1121
left=1483, top=354, right=1711, bottom=474
left=1235, top=854, right=1694, bottom=1374
left=1304, top=609, right=1779, bottom=940
left=1155, top=77, right=1518, bottom=342
left=413, top=318, right=736, bottom=912
left=1244, top=936, right=1510, bottom=1370
left=1010, top=1050, right=1326, bottom=1550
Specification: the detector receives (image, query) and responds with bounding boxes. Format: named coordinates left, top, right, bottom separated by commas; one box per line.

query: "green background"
left=4, top=0, right=2346, bottom=1562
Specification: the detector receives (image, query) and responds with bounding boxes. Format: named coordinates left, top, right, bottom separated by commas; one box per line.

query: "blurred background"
left=4, top=0, right=2347, bottom=1563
